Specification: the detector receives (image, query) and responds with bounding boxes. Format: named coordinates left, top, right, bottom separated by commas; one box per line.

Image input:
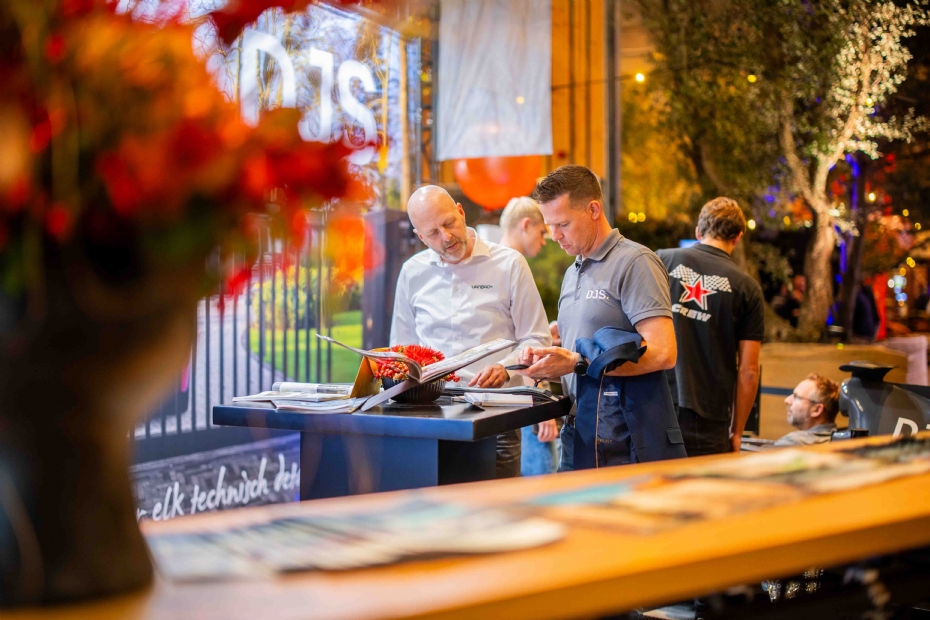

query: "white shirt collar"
left=427, top=227, right=489, bottom=265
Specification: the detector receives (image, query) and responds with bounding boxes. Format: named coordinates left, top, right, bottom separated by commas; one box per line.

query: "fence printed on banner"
left=132, top=212, right=351, bottom=464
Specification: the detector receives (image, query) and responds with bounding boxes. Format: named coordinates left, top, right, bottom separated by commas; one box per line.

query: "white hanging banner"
left=437, top=0, right=552, bottom=161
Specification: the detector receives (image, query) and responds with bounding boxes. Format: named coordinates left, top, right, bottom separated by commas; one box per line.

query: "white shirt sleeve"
left=389, top=265, right=417, bottom=346
left=498, top=255, right=552, bottom=368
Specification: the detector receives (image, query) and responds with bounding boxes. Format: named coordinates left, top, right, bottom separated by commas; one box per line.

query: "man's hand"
left=537, top=419, right=558, bottom=442
left=549, top=321, right=561, bottom=346
left=516, top=346, right=578, bottom=380
left=468, top=363, right=509, bottom=388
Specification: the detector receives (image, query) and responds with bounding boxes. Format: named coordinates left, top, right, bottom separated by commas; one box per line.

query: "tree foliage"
left=637, top=0, right=930, bottom=340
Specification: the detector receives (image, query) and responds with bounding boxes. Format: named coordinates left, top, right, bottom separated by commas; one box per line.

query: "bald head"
left=406, top=185, right=471, bottom=263
left=407, top=186, right=458, bottom=227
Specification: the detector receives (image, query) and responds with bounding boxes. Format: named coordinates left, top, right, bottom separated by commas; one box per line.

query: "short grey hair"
left=499, top=197, right=544, bottom=233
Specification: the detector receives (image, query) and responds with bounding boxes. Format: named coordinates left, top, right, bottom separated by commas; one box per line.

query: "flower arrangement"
left=373, top=344, right=460, bottom=383
left=0, top=0, right=366, bottom=324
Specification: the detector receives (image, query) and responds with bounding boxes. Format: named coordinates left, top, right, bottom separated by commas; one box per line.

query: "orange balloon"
left=453, top=155, right=543, bottom=210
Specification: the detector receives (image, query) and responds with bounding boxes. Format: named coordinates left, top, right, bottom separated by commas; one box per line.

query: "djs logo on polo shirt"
left=472, top=284, right=493, bottom=290
left=586, top=289, right=609, bottom=301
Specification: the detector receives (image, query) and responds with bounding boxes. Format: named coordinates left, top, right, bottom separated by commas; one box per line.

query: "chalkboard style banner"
left=131, top=435, right=301, bottom=522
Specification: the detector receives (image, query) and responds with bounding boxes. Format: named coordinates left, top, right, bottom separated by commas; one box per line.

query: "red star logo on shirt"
left=680, top=276, right=716, bottom=310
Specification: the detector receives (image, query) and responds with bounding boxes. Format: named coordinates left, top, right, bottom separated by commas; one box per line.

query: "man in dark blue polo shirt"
left=657, top=197, right=764, bottom=456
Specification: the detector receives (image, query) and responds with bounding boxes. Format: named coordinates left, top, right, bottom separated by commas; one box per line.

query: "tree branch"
left=779, top=97, right=817, bottom=207
left=825, top=40, right=873, bottom=167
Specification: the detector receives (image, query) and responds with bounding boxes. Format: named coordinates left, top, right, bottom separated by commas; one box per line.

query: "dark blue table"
left=213, top=396, right=569, bottom=500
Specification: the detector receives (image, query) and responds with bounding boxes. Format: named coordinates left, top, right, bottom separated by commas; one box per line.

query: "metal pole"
left=270, top=232, right=277, bottom=386
left=293, top=238, right=299, bottom=380
left=246, top=246, right=253, bottom=394
left=232, top=255, right=238, bottom=397
left=219, top=278, right=225, bottom=406
left=585, top=0, right=592, bottom=167
left=604, top=0, right=621, bottom=224
left=569, top=0, right=576, bottom=163
left=258, top=224, right=265, bottom=392
left=191, top=310, right=198, bottom=430
left=304, top=227, right=311, bottom=382
left=205, top=293, right=211, bottom=426
left=413, top=38, right=423, bottom=190
left=282, top=239, right=288, bottom=382
left=430, top=2, right=440, bottom=181
left=316, top=226, right=324, bottom=383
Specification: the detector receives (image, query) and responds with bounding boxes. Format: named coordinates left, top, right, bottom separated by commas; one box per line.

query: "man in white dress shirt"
left=390, top=186, right=551, bottom=477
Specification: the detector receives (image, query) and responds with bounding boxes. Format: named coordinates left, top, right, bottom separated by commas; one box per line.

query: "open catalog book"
left=316, top=335, right=516, bottom=411
left=316, top=335, right=515, bottom=384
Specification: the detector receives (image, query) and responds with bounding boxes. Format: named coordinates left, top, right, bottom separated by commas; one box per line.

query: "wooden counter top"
left=10, top=436, right=930, bottom=620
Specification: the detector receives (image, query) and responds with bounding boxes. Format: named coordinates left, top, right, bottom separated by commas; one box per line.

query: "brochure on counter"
left=272, top=397, right=370, bottom=414
left=148, top=435, right=930, bottom=583
left=462, top=392, right=534, bottom=407
left=148, top=499, right=565, bottom=582
left=232, top=383, right=352, bottom=404
left=444, top=385, right=559, bottom=403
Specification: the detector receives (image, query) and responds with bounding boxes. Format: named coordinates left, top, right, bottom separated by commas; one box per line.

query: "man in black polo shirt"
left=657, top=197, right=764, bottom=456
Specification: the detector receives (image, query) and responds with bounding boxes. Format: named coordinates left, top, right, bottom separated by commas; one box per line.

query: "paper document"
left=464, top=393, right=533, bottom=407
left=271, top=397, right=369, bottom=414
left=444, top=385, right=559, bottom=403
left=272, top=382, right=352, bottom=395
left=233, top=390, right=350, bottom=403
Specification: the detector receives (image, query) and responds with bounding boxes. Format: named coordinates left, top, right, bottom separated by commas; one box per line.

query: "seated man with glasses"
left=773, top=373, right=841, bottom=447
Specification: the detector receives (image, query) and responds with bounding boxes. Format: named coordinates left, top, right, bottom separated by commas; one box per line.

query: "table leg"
left=437, top=436, right=497, bottom=485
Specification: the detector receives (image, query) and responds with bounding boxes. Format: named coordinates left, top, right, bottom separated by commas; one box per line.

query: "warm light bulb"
left=747, top=74, right=757, bottom=83
left=783, top=215, right=791, bottom=226
left=635, top=73, right=645, bottom=83
left=637, top=212, right=646, bottom=222
left=917, top=223, right=922, bottom=231
left=628, top=212, right=637, bottom=223
left=868, top=192, right=876, bottom=202
left=747, top=219, right=757, bottom=230
left=866, top=97, right=874, bottom=106
left=903, top=209, right=909, bottom=217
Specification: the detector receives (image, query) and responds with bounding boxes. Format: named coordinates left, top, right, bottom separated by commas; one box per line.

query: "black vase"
left=381, top=377, right=446, bottom=403
left=0, top=255, right=202, bottom=607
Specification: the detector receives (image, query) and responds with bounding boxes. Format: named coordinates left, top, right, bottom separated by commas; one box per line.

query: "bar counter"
left=10, top=435, right=930, bottom=620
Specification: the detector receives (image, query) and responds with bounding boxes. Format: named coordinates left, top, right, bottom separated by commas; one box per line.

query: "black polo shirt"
left=656, top=244, right=764, bottom=422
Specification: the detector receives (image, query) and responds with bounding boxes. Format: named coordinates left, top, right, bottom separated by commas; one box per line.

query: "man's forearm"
left=605, top=346, right=675, bottom=377
left=732, top=367, right=760, bottom=439
left=603, top=316, right=677, bottom=377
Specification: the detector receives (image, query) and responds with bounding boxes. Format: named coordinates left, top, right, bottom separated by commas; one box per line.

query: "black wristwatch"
left=573, top=355, right=589, bottom=376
